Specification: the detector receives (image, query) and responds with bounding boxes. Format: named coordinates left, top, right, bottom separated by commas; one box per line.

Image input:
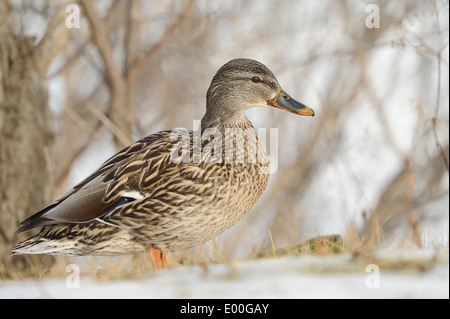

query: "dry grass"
left=2, top=225, right=447, bottom=281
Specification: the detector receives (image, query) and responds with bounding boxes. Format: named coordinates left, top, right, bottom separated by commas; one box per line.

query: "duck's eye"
left=251, top=76, right=261, bottom=83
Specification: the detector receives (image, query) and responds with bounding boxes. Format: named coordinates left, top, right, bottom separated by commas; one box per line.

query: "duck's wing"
left=16, top=131, right=179, bottom=233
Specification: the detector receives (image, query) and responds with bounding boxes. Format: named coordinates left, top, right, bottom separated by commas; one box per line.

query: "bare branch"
left=125, top=0, right=195, bottom=84
left=79, top=0, right=130, bottom=149
left=431, top=1, right=449, bottom=172
left=35, top=6, right=71, bottom=75
left=79, top=0, right=125, bottom=95
left=84, top=100, right=132, bottom=146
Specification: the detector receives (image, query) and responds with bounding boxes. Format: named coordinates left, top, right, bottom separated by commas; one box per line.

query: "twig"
left=84, top=100, right=132, bottom=146
left=268, top=230, right=277, bottom=257
left=79, top=0, right=130, bottom=149
left=54, top=121, right=102, bottom=191
left=48, top=1, right=125, bottom=79
left=79, top=0, right=125, bottom=94
left=35, top=6, right=71, bottom=75
left=125, top=0, right=195, bottom=84
left=431, top=1, right=449, bottom=172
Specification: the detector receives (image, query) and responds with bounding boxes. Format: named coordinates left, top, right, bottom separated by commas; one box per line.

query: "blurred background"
left=0, top=0, right=448, bottom=277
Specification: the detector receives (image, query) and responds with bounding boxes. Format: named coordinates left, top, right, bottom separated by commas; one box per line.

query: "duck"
left=12, top=58, right=314, bottom=267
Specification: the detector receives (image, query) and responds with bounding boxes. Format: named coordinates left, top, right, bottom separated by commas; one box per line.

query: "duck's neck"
left=201, top=104, right=249, bottom=132
left=201, top=114, right=249, bottom=132
left=201, top=116, right=255, bottom=133
left=199, top=114, right=267, bottom=167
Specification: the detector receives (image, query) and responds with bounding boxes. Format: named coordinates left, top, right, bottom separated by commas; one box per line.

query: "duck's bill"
left=267, top=89, right=315, bottom=116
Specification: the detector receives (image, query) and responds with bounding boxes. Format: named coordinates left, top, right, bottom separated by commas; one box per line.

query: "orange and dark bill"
left=267, top=89, right=315, bottom=116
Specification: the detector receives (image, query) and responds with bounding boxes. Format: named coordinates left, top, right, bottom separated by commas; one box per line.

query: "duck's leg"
left=149, top=247, right=168, bottom=269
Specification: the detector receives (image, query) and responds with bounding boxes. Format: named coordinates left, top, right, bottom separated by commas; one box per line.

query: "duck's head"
left=202, top=58, right=314, bottom=127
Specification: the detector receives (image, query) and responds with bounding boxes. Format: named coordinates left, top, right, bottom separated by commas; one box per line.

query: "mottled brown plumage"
left=12, top=59, right=314, bottom=256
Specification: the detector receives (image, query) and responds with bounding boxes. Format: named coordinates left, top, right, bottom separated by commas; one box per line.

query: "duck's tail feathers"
left=12, top=235, right=76, bottom=256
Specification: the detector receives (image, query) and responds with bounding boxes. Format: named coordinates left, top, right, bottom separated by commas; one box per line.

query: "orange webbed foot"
left=149, top=247, right=169, bottom=269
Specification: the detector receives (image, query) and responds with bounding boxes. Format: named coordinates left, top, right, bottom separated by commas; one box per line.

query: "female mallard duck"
left=12, top=59, right=314, bottom=265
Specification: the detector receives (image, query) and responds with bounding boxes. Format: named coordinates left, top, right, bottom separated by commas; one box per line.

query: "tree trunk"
left=0, top=2, right=54, bottom=278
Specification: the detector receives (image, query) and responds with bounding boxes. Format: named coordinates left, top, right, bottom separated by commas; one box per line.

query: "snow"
left=1, top=250, right=448, bottom=299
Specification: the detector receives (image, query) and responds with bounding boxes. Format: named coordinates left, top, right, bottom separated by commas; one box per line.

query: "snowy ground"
left=1, top=250, right=448, bottom=299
